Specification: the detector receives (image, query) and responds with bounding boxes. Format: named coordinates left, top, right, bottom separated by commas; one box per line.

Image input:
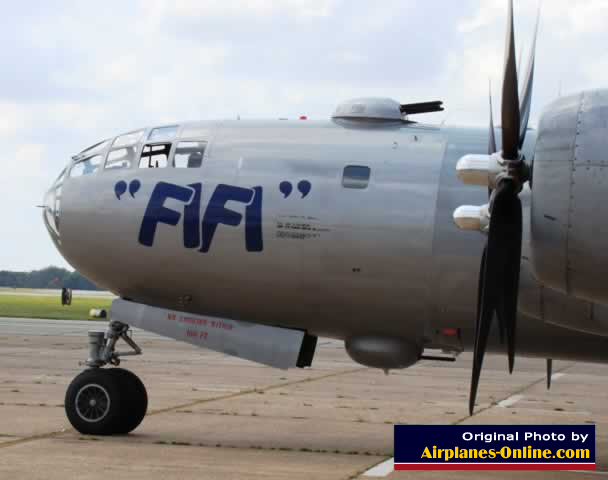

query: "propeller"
left=546, top=359, right=553, bottom=390
left=468, top=0, right=539, bottom=415
left=487, top=82, right=506, bottom=345
left=519, top=10, right=540, bottom=149
left=488, top=82, right=497, bottom=156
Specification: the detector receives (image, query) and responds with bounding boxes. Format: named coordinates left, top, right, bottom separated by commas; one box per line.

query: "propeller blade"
left=496, top=296, right=506, bottom=345
left=489, top=179, right=521, bottom=366
left=470, top=245, right=493, bottom=415
left=501, top=0, right=520, bottom=160
left=477, top=247, right=487, bottom=331
left=488, top=82, right=497, bottom=155
left=469, top=181, right=522, bottom=414
left=469, top=288, right=494, bottom=415
left=487, top=81, right=498, bottom=198
left=517, top=42, right=524, bottom=81
left=501, top=198, right=522, bottom=373
left=547, top=359, right=553, bottom=390
left=519, top=7, right=540, bottom=149
left=471, top=247, right=486, bottom=404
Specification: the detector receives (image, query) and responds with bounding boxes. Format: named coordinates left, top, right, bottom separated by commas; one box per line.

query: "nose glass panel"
left=43, top=168, right=66, bottom=241
left=43, top=189, right=59, bottom=238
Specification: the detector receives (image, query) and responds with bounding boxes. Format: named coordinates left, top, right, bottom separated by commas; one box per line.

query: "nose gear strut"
left=86, top=320, right=142, bottom=368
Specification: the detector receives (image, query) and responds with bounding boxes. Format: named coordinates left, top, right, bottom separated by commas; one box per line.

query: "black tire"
left=65, top=369, right=124, bottom=435
left=107, top=368, right=148, bottom=434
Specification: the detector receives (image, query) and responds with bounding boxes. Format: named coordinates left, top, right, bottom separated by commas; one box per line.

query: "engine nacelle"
left=531, top=89, right=608, bottom=305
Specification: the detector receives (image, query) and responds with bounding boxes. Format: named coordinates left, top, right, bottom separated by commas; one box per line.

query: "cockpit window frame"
left=173, top=140, right=208, bottom=168
left=112, top=130, right=145, bottom=148
left=104, top=144, right=141, bottom=171
left=173, top=123, right=214, bottom=169
left=138, top=142, right=175, bottom=170
left=67, top=123, right=218, bottom=175
left=148, top=125, right=179, bottom=142
left=76, top=139, right=110, bottom=157
left=54, top=168, right=67, bottom=187
left=72, top=139, right=110, bottom=165
left=68, top=153, right=104, bottom=179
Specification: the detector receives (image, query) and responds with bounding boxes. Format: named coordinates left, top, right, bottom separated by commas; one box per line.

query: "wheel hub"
left=75, top=383, right=111, bottom=423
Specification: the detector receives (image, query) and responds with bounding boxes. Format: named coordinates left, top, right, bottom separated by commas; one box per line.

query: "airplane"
left=42, top=0, right=608, bottom=436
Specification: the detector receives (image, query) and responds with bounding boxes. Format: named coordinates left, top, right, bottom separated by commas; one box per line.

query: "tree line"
left=0, top=267, right=100, bottom=291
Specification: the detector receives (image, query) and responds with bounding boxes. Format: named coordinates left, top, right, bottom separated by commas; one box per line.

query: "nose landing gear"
left=65, top=321, right=147, bottom=435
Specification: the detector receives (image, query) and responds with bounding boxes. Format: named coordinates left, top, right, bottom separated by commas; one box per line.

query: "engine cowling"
left=531, top=89, right=608, bottom=305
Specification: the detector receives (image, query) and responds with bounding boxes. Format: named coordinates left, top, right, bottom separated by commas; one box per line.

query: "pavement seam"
left=74, top=436, right=391, bottom=457
left=0, top=429, right=67, bottom=450
left=147, top=367, right=368, bottom=416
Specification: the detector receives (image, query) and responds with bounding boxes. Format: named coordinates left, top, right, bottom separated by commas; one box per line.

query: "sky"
left=1, top=0, right=607, bottom=271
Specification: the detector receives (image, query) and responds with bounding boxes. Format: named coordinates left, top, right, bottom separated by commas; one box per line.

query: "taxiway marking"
left=498, top=394, right=524, bottom=408
left=362, top=457, right=394, bottom=477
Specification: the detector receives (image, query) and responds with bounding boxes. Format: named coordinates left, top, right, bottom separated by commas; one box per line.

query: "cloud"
left=171, top=0, right=338, bottom=18
left=0, top=103, right=27, bottom=138
left=2, top=0, right=608, bottom=271
left=458, top=0, right=506, bottom=33
left=2, top=145, right=47, bottom=197
left=459, top=0, right=608, bottom=36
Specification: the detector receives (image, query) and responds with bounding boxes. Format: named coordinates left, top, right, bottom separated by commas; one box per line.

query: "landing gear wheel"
left=65, top=369, right=124, bottom=435
left=108, top=368, right=148, bottom=434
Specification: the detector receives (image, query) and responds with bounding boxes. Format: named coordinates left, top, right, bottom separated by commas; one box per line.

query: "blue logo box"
left=394, top=425, right=595, bottom=471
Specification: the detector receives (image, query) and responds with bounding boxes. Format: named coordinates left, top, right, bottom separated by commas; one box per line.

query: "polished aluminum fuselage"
left=47, top=119, right=608, bottom=364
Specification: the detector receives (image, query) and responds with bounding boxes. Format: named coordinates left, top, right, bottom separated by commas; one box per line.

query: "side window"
left=173, top=141, right=207, bottom=168
left=70, top=155, right=102, bottom=178
left=140, top=144, right=170, bottom=169
left=342, top=165, right=371, bottom=189
left=106, top=147, right=137, bottom=170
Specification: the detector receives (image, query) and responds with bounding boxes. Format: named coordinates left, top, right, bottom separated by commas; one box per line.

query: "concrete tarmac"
left=0, top=318, right=605, bottom=479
